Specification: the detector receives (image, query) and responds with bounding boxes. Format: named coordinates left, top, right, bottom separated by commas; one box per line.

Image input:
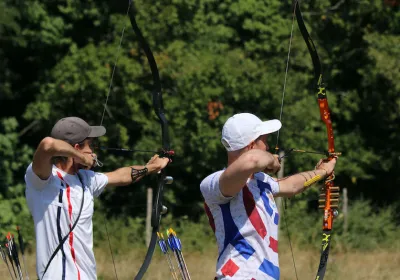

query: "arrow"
left=167, top=228, right=191, bottom=280
left=5, top=242, right=18, bottom=279
left=157, top=232, right=179, bottom=280
left=17, top=226, right=29, bottom=280
left=0, top=244, right=15, bottom=280
left=7, top=233, right=23, bottom=279
left=99, top=147, right=175, bottom=158
left=277, top=148, right=341, bottom=161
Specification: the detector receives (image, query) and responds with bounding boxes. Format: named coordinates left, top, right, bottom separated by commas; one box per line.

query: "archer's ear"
left=247, top=141, right=255, bottom=150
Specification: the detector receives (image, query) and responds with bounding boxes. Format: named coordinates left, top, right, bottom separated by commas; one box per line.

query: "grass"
left=94, top=246, right=400, bottom=280
left=2, top=243, right=399, bottom=279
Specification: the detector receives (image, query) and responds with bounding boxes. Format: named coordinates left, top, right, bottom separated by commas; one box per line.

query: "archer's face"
left=74, top=138, right=97, bottom=155
left=73, top=138, right=98, bottom=170
left=79, top=138, right=94, bottom=154
left=253, top=134, right=270, bottom=151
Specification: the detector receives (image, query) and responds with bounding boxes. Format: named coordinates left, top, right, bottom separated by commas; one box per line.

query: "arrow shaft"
left=165, top=252, right=179, bottom=280
left=172, top=250, right=186, bottom=280
left=17, top=227, right=30, bottom=280
left=1, top=245, right=15, bottom=280
left=176, top=251, right=191, bottom=280
left=99, top=147, right=158, bottom=153
left=20, top=254, right=29, bottom=280
left=5, top=261, right=15, bottom=280
left=157, top=234, right=179, bottom=280
left=12, top=241, right=23, bottom=279
left=7, top=248, right=18, bottom=279
left=9, top=238, right=23, bottom=280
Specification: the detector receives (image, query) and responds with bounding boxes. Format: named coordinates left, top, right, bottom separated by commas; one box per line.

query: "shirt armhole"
left=269, top=177, right=280, bottom=195
left=25, top=163, right=51, bottom=190
left=216, top=174, right=233, bottom=200
left=201, top=171, right=233, bottom=205
left=257, top=172, right=280, bottom=195
left=92, top=172, right=109, bottom=197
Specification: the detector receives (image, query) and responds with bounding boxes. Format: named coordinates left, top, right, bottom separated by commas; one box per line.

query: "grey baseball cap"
left=50, top=117, right=106, bottom=144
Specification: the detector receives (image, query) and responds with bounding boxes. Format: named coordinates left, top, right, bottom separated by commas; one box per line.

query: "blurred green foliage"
left=0, top=0, right=399, bottom=257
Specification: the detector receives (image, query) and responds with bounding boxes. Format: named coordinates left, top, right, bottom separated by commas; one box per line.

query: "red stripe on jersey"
left=242, top=186, right=267, bottom=239
left=57, top=171, right=81, bottom=280
left=204, top=202, right=216, bottom=233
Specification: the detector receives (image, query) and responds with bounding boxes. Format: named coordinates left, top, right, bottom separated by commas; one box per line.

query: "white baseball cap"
left=221, top=113, right=282, bottom=151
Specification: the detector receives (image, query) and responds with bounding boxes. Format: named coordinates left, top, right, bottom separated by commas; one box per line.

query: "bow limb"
left=127, top=2, right=172, bottom=279
left=294, top=1, right=338, bottom=279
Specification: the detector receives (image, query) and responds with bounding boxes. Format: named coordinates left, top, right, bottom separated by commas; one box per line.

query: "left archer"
left=24, top=116, right=169, bottom=280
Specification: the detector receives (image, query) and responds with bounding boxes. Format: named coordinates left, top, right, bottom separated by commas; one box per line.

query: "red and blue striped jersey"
left=201, top=171, right=280, bottom=280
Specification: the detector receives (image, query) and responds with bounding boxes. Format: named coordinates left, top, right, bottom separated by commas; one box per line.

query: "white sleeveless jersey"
left=25, top=163, right=108, bottom=280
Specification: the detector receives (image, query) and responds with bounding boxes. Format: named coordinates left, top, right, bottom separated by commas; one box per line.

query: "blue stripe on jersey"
left=259, top=258, right=280, bottom=279
left=257, top=180, right=274, bottom=216
left=57, top=188, right=66, bottom=280
left=257, top=179, right=272, bottom=192
left=218, top=202, right=255, bottom=260
left=256, top=172, right=266, bottom=181
left=274, top=212, right=280, bottom=225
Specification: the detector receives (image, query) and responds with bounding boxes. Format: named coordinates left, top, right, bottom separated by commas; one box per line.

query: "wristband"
left=304, top=174, right=324, bottom=188
left=131, top=166, right=148, bottom=182
left=304, top=169, right=329, bottom=188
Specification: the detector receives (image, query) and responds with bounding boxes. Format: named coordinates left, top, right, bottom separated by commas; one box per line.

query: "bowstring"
left=98, top=3, right=134, bottom=280
left=275, top=1, right=296, bottom=151
left=277, top=2, right=299, bottom=280
left=100, top=1, right=132, bottom=127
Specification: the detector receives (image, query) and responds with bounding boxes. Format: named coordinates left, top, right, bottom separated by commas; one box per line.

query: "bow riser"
left=322, top=181, right=335, bottom=230
left=318, top=97, right=335, bottom=154
left=318, top=93, right=336, bottom=231
left=152, top=172, right=166, bottom=227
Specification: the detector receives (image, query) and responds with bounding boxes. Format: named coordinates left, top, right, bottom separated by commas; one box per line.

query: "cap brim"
left=88, top=126, right=106, bottom=138
left=257, top=119, right=282, bottom=135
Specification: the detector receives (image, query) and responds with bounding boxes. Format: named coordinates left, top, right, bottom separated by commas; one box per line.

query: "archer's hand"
left=75, top=152, right=95, bottom=169
left=147, top=154, right=170, bottom=174
left=264, top=154, right=281, bottom=174
left=315, top=157, right=338, bottom=176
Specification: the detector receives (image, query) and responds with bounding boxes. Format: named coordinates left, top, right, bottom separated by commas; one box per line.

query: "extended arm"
left=219, top=149, right=280, bottom=197
left=105, top=155, right=169, bottom=187
left=276, top=157, right=337, bottom=197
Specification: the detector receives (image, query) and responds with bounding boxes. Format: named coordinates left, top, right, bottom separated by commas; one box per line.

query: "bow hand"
left=315, top=157, right=338, bottom=176
left=146, top=155, right=170, bottom=174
